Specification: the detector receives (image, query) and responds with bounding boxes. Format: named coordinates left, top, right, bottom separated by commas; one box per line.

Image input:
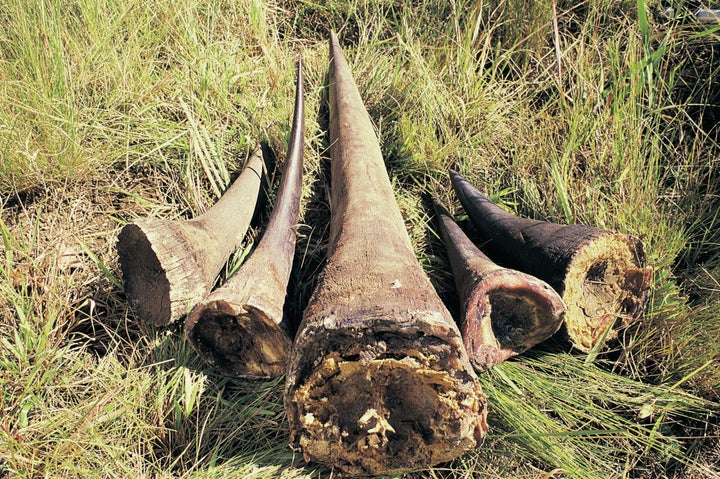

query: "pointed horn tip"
left=450, top=169, right=471, bottom=184
left=448, top=169, right=464, bottom=185
left=431, top=198, right=456, bottom=221
left=295, top=57, right=304, bottom=85
left=329, top=30, right=342, bottom=53
left=449, top=170, right=492, bottom=200
left=448, top=169, right=465, bottom=189
left=430, top=196, right=445, bottom=212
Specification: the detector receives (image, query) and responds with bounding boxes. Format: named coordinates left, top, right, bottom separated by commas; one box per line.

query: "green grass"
left=2, top=0, right=720, bottom=477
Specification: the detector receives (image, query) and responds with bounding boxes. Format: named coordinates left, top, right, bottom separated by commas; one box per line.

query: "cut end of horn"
left=463, top=270, right=566, bottom=371
left=186, top=300, right=291, bottom=379
left=562, top=232, right=652, bottom=352
left=286, top=325, right=488, bottom=476
left=117, top=223, right=171, bottom=326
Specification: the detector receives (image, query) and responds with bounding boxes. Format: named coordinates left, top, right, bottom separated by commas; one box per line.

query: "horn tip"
left=430, top=196, right=446, bottom=215
left=296, top=57, right=303, bottom=84
left=329, top=30, right=341, bottom=52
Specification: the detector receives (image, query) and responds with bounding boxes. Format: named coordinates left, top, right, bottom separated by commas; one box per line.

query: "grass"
left=1, top=0, right=719, bottom=477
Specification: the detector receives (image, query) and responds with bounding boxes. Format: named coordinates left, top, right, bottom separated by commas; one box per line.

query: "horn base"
left=186, top=300, right=291, bottom=379
left=288, top=325, right=486, bottom=476
left=117, top=220, right=215, bottom=326
left=463, top=269, right=566, bottom=371
left=561, top=232, right=652, bottom=352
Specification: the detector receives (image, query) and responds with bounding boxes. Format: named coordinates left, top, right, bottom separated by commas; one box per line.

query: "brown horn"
left=116, top=145, right=264, bottom=326
left=284, top=32, right=487, bottom=477
left=184, top=59, right=305, bottom=379
left=432, top=197, right=566, bottom=370
left=450, top=169, right=652, bottom=352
